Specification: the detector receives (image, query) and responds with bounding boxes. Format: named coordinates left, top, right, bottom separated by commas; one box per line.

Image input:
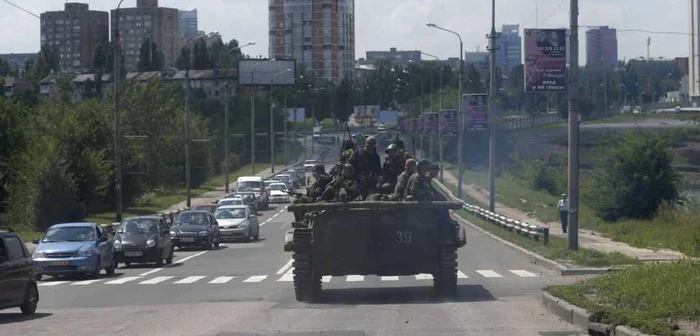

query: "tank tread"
left=292, top=228, right=321, bottom=302
left=434, top=242, right=458, bottom=298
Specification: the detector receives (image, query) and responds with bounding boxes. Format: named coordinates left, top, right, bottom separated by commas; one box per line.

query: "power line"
left=1, top=0, right=40, bottom=18
left=580, top=25, right=690, bottom=36
left=538, top=0, right=566, bottom=27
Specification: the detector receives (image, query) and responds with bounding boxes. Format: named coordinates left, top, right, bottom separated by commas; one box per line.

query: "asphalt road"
left=0, top=141, right=588, bottom=336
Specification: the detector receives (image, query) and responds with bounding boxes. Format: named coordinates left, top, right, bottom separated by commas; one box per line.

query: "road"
left=0, top=141, right=588, bottom=336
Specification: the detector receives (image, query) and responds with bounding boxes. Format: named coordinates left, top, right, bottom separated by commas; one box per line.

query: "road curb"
left=451, top=211, right=622, bottom=276
left=542, top=291, right=656, bottom=336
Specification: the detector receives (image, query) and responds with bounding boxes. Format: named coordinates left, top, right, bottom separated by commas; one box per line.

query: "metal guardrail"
left=433, top=180, right=550, bottom=245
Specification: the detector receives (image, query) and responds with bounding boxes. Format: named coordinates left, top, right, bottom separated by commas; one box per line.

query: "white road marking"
left=321, top=276, right=332, bottom=283
left=260, top=206, right=289, bottom=227
left=476, top=270, right=503, bottom=278
left=509, top=270, right=538, bottom=278
left=209, top=276, right=235, bottom=284
left=105, top=276, right=141, bottom=284
left=139, top=276, right=174, bottom=284
left=346, top=275, right=364, bottom=282
left=457, top=271, right=469, bottom=279
left=276, top=258, right=293, bottom=274
left=139, top=251, right=208, bottom=277
left=71, top=279, right=102, bottom=286
left=38, top=281, right=68, bottom=287
left=415, top=273, right=434, bottom=280
left=380, top=276, right=399, bottom=281
left=174, top=276, right=206, bottom=284
left=277, top=267, right=294, bottom=282
left=243, top=275, right=268, bottom=283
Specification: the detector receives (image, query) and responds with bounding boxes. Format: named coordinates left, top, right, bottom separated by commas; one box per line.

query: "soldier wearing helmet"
left=380, top=143, right=402, bottom=190
left=291, top=163, right=332, bottom=222
left=352, top=136, right=382, bottom=198
left=404, top=159, right=435, bottom=201
left=395, top=158, right=417, bottom=200
left=331, top=139, right=357, bottom=177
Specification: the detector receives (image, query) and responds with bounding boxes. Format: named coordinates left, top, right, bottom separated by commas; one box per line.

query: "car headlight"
left=33, top=250, right=45, bottom=259
left=239, top=220, right=249, bottom=228
left=113, top=240, right=122, bottom=250
left=146, top=239, right=156, bottom=247
left=74, top=246, right=94, bottom=257
left=198, top=231, right=209, bottom=236
left=170, top=230, right=177, bottom=236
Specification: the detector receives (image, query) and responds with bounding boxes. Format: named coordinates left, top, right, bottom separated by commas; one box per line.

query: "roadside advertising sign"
left=439, top=109, right=458, bottom=136
left=462, top=94, right=488, bottom=131
left=423, top=113, right=439, bottom=135
left=524, top=28, right=567, bottom=92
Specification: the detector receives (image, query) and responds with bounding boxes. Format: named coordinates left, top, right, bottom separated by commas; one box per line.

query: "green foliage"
left=192, top=40, right=211, bottom=70
left=586, top=131, right=681, bottom=221
left=519, top=158, right=560, bottom=194
left=137, top=39, right=164, bottom=72
left=0, top=60, right=10, bottom=76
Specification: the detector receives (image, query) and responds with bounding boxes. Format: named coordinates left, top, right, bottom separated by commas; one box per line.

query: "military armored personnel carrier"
left=285, top=201, right=465, bottom=302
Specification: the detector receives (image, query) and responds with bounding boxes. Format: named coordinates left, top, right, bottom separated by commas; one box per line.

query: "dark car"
left=113, top=216, right=174, bottom=267
left=170, top=211, right=221, bottom=250
left=192, top=204, right=218, bottom=214
left=0, top=229, right=38, bottom=315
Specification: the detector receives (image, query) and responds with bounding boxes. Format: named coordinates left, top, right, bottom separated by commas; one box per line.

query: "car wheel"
left=106, top=257, right=116, bottom=276
left=20, top=284, right=38, bottom=315
left=246, top=228, right=253, bottom=242
left=165, top=248, right=174, bottom=264
left=205, top=237, right=213, bottom=250
left=214, top=237, right=220, bottom=248
left=156, top=250, right=164, bottom=267
left=124, top=262, right=131, bottom=267
left=89, top=258, right=101, bottom=279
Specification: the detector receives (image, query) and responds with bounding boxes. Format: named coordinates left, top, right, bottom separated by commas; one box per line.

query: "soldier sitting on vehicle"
left=330, top=139, right=357, bottom=177
left=352, top=136, right=382, bottom=199
left=379, top=144, right=403, bottom=190
left=292, top=163, right=332, bottom=222
left=394, top=159, right=417, bottom=200
left=427, top=163, right=446, bottom=201
left=404, top=159, right=435, bottom=202
left=335, top=164, right=362, bottom=202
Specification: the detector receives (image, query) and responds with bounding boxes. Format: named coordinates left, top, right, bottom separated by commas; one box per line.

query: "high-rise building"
left=40, top=3, right=109, bottom=72
left=179, top=9, right=198, bottom=37
left=269, top=0, right=355, bottom=81
left=585, top=26, right=618, bottom=66
left=495, top=24, right=522, bottom=72
left=690, top=0, right=700, bottom=101
left=111, top=0, right=179, bottom=72
left=366, top=48, right=421, bottom=65
left=465, top=50, right=489, bottom=72
left=676, top=57, right=689, bottom=76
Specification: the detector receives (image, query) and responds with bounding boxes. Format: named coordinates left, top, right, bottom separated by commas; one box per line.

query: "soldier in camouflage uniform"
left=394, top=158, right=417, bottom=200
left=404, top=159, right=435, bottom=201
left=379, top=144, right=403, bottom=190
left=292, top=163, right=332, bottom=222
left=427, top=163, right=446, bottom=201
left=330, top=139, right=357, bottom=177
left=335, top=164, right=362, bottom=202
left=351, top=136, right=382, bottom=199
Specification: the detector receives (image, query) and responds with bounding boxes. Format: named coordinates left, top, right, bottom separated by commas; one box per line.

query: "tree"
left=138, top=39, right=164, bottom=72
left=0, top=60, right=10, bottom=76
left=176, top=47, right=191, bottom=70
left=192, top=40, right=211, bottom=70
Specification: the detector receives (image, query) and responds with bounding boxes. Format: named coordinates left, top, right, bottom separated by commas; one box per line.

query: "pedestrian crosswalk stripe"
left=321, top=276, right=332, bottom=283
left=39, top=281, right=68, bottom=287
left=509, top=270, right=537, bottom=278
left=174, top=276, right=206, bottom=284
left=415, top=273, right=433, bottom=280
left=346, top=275, right=364, bottom=282
left=243, top=275, right=267, bottom=283
left=105, top=276, right=141, bottom=284
left=277, top=270, right=294, bottom=282
left=380, top=276, right=399, bottom=281
left=457, top=271, right=469, bottom=279
left=476, top=270, right=502, bottom=278
left=71, top=279, right=102, bottom=286
left=209, top=276, right=235, bottom=284
left=140, top=276, right=174, bottom=284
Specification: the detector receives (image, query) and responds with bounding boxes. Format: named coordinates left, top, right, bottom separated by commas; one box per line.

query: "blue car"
left=32, top=223, right=116, bottom=280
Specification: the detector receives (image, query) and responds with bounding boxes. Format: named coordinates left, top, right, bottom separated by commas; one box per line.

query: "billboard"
left=238, top=59, right=297, bottom=86
left=524, top=28, right=567, bottom=92
left=286, top=108, right=306, bottom=123
left=439, top=109, right=458, bottom=136
left=354, top=105, right=380, bottom=117
left=405, top=118, right=414, bottom=133
left=423, top=112, right=439, bottom=135
left=462, top=94, right=488, bottom=131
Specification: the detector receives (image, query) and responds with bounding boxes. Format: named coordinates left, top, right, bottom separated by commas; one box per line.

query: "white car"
left=214, top=205, right=259, bottom=241
left=303, top=160, right=318, bottom=172
left=267, top=183, right=290, bottom=203
left=217, top=197, right=244, bottom=207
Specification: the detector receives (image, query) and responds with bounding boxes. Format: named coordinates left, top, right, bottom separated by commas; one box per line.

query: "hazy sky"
left=0, top=0, right=691, bottom=64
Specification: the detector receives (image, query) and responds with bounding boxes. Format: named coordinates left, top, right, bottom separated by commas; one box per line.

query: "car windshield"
left=214, top=208, right=247, bottom=219
left=119, top=219, right=158, bottom=234
left=270, top=184, right=287, bottom=191
left=193, top=205, right=215, bottom=212
left=220, top=199, right=243, bottom=206
left=176, top=212, right=209, bottom=225
left=237, top=181, right=261, bottom=191
left=305, top=160, right=316, bottom=164
left=42, top=226, right=96, bottom=242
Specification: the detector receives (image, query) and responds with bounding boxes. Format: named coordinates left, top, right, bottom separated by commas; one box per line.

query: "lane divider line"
left=276, top=258, right=293, bottom=274
left=260, top=206, right=289, bottom=227
left=138, top=250, right=208, bottom=277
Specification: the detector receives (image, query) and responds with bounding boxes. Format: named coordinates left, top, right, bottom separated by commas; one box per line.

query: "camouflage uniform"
left=352, top=137, right=382, bottom=198
left=394, top=171, right=412, bottom=200
left=404, top=172, right=435, bottom=201
left=335, top=164, right=362, bottom=202
left=292, top=164, right=331, bottom=221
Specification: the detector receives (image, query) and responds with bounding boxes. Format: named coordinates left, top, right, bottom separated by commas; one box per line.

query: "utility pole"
left=114, top=0, right=125, bottom=222
left=185, top=68, right=192, bottom=208
left=270, top=98, right=275, bottom=174
left=283, top=90, right=288, bottom=166
left=568, top=0, right=580, bottom=250
left=224, top=81, right=230, bottom=194
left=487, top=0, right=498, bottom=212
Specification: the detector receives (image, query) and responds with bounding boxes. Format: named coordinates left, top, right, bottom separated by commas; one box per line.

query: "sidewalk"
left=440, top=169, right=688, bottom=261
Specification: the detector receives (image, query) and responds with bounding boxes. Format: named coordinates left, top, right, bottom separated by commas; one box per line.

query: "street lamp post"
left=488, top=0, right=498, bottom=212
left=114, top=0, right=126, bottom=222
left=422, top=51, right=444, bottom=180
left=403, top=69, right=424, bottom=156
left=270, top=69, right=292, bottom=174
left=250, top=59, right=275, bottom=175
left=427, top=23, right=464, bottom=197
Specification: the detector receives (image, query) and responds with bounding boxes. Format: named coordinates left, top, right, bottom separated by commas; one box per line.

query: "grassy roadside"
left=441, top=181, right=639, bottom=267
left=548, top=261, right=700, bottom=336
left=582, top=113, right=699, bottom=125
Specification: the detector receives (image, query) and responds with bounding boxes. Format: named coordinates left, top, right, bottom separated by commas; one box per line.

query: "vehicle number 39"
left=395, top=231, right=412, bottom=244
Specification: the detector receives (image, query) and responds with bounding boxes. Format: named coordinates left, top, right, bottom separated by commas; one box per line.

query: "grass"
left=548, top=261, right=700, bottom=336
left=440, top=180, right=638, bottom=267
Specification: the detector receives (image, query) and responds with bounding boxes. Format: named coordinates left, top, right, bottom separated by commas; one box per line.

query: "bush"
left=586, top=131, right=681, bottom=221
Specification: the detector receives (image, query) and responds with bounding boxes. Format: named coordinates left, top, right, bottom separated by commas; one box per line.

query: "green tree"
left=192, top=40, right=211, bottom=70
left=176, top=46, right=191, bottom=70
left=0, top=60, right=10, bottom=76
left=138, top=39, right=164, bottom=72
left=586, top=131, right=681, bottom=221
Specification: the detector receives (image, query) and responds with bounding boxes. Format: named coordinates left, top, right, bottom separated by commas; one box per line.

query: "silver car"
left=214, top=205, right=259, bottom=242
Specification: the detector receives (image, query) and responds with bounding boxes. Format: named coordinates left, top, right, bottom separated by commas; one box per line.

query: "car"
left=236, top=176, right=269, bottom=209
left=268, top=183, right=291, bottom=203
left=0, top=229, right=38, bottom=315
left=170, top=211, right=221, bottom=250
left=274, top=174, right=293, bottom=189
left=235, top=191, right=261, bottom=211
left=303, top=160, right=318, bottom=172
left=214, top=205, right=259, bottom=242
left=113, top=216, right=174, bottom=267
left=285, top=171, right=302, bottom=188
left=192, top=204, right=218, bottom=214
left=264, top=179, right=281, bottom=189
left=217, top=197, right=244, bottom=207
left=32, top=223, right=116, bottom=280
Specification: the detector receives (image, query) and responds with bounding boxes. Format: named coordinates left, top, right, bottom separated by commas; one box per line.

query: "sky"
left=0, top=0, right=692, bottom=64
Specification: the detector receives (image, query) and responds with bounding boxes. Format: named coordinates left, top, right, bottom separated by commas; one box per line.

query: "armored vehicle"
left=285, top=201, right=465, bottom=302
